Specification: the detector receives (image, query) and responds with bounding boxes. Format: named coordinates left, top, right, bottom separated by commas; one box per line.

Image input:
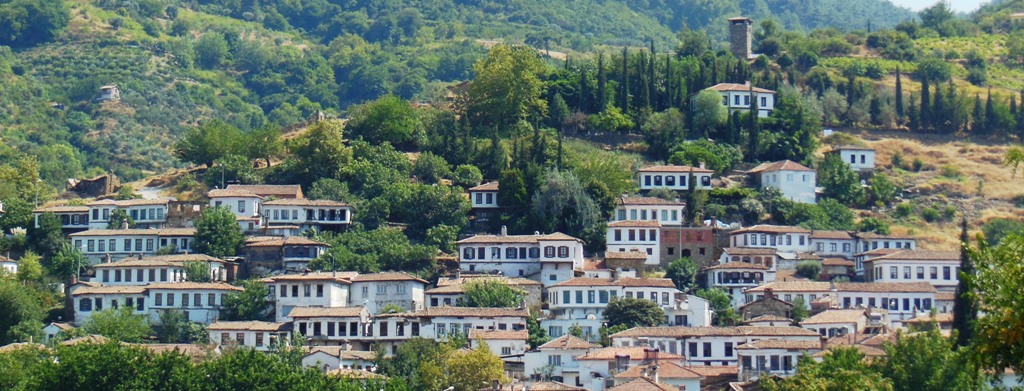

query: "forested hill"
left=0, top=0, right=910, bottom=185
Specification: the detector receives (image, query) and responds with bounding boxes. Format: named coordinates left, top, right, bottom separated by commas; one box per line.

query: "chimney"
left=819, top=335, right=828, bottom=350
left=652, top=365, right=659, bottom=384
left=501, top=225, right=508, bottom=236
left=699, top=162, right=706, bottom=169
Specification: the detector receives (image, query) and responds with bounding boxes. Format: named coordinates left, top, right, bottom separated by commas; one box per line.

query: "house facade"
left=457, top=231, right=585, bottom=286
left=207, top=321, right=292, bottom=351
left=862, top=250, right=960, bottom=291
left=826, top=145, right=876, bottom=173
left=523, top=334, right=600, bottom=385
left=744, top=281, right=937, bottom=324
left=33, top=205, right=90, bottom=234
left=261, top=199, right=352, bottom=233
left=637, top=166, right=714, bottom=192
left=610, top=326, right=820, bottom=366
left=611, top=197, right=686, bottom=226
left=693, top=82, right=776, bottom=118
left=747, top=160, right=816, bottom=204
left=606, top=221, right=662, bottom=266
left=69, top=228, right=196, bottom=263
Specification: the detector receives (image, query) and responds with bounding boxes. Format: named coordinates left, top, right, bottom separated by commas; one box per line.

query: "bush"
left=891, top=151, right=904, bottom=169
left=942, top=205, right=957, bottom=221
left=922, top=207, right=940, bottom=222
left=912, top=158, right=924, bottom=172
left=939, top=164, right=962, bottom=179
left=795, top=261, right=822, bottom=280
left=895, top=202, right=913, bottom=218
left=452, top=164, right=483, bottom=188
left=982, top=218, right=1024, bottom=246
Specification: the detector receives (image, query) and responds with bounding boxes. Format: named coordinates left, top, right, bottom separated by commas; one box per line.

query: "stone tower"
left=728, top=17, right=753, bottom=60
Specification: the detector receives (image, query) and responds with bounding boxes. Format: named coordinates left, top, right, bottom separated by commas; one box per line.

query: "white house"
left=575, top=347, right=686, bottom=390
left=612, top=361, right=704, bottom=391
left=420, top=306, right=529, bottom=339
left=826, top=145, right=876, bottom=173
left=729, top=225, right=812, bottom=254
left=747, top=160, right=816, bottom=204
left=91, top=254, right=226, bottom=285
left=245, top=236, right=330, bottom=271
left=544, top=277, right=710, bottom=339
left=261, top=199, right=352, bottom=233
left=863, top=250, right=960, bottom=291
left=226, top=184, right=304, bottom=199
left=611, top=196, right=686, bottom=226
left=207, top=321, right=292, bottom=351
left=264, top=272, right=356, bottom=322
left=637, top=165, right=714, bottom=192
left=736, top=339, right=824, bottom=381
left=42, top=322, right=75, bottom=343
left=32, top=205, right=90, bottom=233
left=457, top=231, right=585, bottom=286
left=706, top=248, right=776, bottom=307
left=97, top=85, right=121, bottom=102
left=87, top=199, right=172, bottom=229
left=610, top=325, right=820, bottom=367
left=145, top=282, right=244, bottom=324
left=71, top=284, right=148, bottom=326
left=290, top=306, right=372, bottom=345
left=606, top=220, right=661, bottom=266
left=469, top=329, right=529, bottom=359
left=349, top=272, right=428, bottom=314
left=69, top=228, right=196, bottom=263
left=798, top=309, right=880, bottom=338
left=302, top=346, right=377, bottom=372
left=744, top=281, right=938, bottom=325
left=208, top=188, right=263, bottom=232
left=523, top=334, right=600, bottom=385
left=853, top=233, right=917, bottom=277
left=693, top=82, right=776, bottom=118
left=469, top=181, right=500, bottom=209
left=1, top=254, right=17, bottom=275
left=426, top=276, right=542, bottom=308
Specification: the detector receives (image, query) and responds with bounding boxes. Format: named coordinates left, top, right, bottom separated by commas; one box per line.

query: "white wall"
left=760, top=170, right=816, bottom=204
left=470, top=191, right=499, bottom=208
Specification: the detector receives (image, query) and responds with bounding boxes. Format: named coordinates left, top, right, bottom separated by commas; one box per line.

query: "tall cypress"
left=664, top=55, right=672, bottom=111
left=952, top=218, right=977, bottom=348
left=933, top=84, right=945, bottom=131
left=648, top=39, right=656, bottom=109
left=947, top=81, right=961, bottom=130
left=985, top=88, right=996, bottom=135
left=972, top=94, right=985, bottom=134
left=597, top=52, right=607, bottom=110
left=640, top=50, right=651, bottom=110
left=921, top=77, right=931, bottom=130
left=908, top=93, right=920, bottom=131
left=620, top=47, right=629, bottom=112
left=895, top=66, right=904, bottom=118
left=578, top=66, right=589, bottom=112
left=1018, top=90, right=1024, bottom=137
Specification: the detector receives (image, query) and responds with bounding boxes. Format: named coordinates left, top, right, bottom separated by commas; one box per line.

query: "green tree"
left=665, top=257, right=697, bottom=292
left=287, top=120, right=352, bottom=184
left=445, top=342, right=507, bottom=391
left=346, top=95, right=423, bottom=149
left=527, top=315, right=550, bottom=350
left=818, top=153, right=865, bottom=206
left=642, top=108, right=687, bottom=159
left=157, top=308, right=190, bottom=343
left=452, top=165, right=483, bottom=188
left=15, top=252, right=43, bottom=283
left=195, top=32, right=229, bottom=69
left=791, top=296, right=809, bottom=322
left=467, top=44, right=547, bottom=129
left=173, top=120, right=246, bottom=167
left=193, top=206, right=244, bottom=258
left=412, top=152, right=452, bottom=184
left=183, top=261, right=212, bottom=282
left=587, top=105, right=634, bottom=133
left=220, top=280, right=271, bottom=321
left=761, top=347, right=893, bottom=390
left=981, top=218, right=1024, bottom=246
left=83, top=307, right=153, bottom=343
left=568, top=324, right=584, bottom=338
left=244, top=126, right=285, bottom=168
left=868, top=173, right=899, bottom=206
left=0, top=279, right=44, bottom=344
left=953, top=219, right=977, bottom=349
left=0, top=0, right=70, bottom=48
left=378, top=337, right=453, bottom=391
left=604, top=297, right=666, bottom=328
left=29, top=212, right=65, bottom=259
left=530, top=170, right=602, bottom=246
left=669, top=140, right=743, bottom=174
left=691, top=90, right=727, bottom=138
left=875, top=330, right=981, bottom=391
left=107, top=209, right=136, bottom=230
left=856, top=217, right=891, bottom=235
left=695, top=288, right=739, bottom=326
left=1007, top=146, right=1024, bottom=177
left=795, top=260, right=822, bottom=280
left=459, top=280, right=526, bottom=308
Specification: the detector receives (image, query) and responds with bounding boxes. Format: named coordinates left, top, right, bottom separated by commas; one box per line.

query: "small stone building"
left=739, top=289, right=794, bottom=321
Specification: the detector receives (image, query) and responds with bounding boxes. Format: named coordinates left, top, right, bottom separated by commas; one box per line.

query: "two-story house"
left=575, top=347, right=686, bottom=390
left=611, top=197, right=686, bottom=226
left=736, top=339, right=824, bottom=382
left=69, top=228, right=196, bottom=263
left=523, top=334, right=601, bottom=385
left=862, top=250, right=960, bottom=291
left=747, top=161, right=816, bottom=204
left=825, top=145, right=876, bottom=173
left=693, top=82, right=776, bottom=118
left=261, top=199, right=352, bottom=233
left=91, top=254, right=228, bottom=285
left=457, top=230, right=585, bottom=286
left=705, top=247, right=777, bottom=307
left=207, top=321, right=292, bottom=351
left=208, top=188, right=263, bottom=232
left=263, top=272, right=356, bottom=322
left=348, top=272, right=428, bottom=314
left=33, top=205, right=90, bottom=234
left=87, top=199, right=172, bottom=229
left=610, top=325, right=820, bottom=367
left=290, top=306, right=373, bottom=345
left=606, top=221, right=662, bottom=266
left=544, top=277, right=710, bottom=339
left=245, top=236, right=330, bottom=271
left=744, top=281, right=938, bottom=325
left=468, top=181, right=500, bottom=227
left=637, top=166, right=714, bottom=192
left=71, top=281, right=242, bottom=325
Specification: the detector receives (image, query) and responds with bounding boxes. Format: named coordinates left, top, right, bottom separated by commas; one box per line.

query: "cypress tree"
left=597, top=52, right=607, bottom=110
left=933, top=83, right=945, bottom=131
left=578, top=66, right=589, bottom=112
left=985, top=88, right=996, bottom=135
left=947, top=81, right=961, bottom=131
left=921, top=77, right=931, bottom=130
left=972, top=94, right=985, bottom=134
left=731, top=111, right=742, bottom=145
left=640, top=50, right=651, bottom=109
left=908, top=93, right=920, bottom=131
left=620, top=47, right=629, bottom=112
left=1011, top=94, right=1018, bottom=116
left=664, top=55, right=672, bottom=111
left=649, top=40, right=657, bottom=109
left=895, top=66, right=904, bottom=118
left=1018, top=90, right=1024, bottom=137
left=952, top=218, right=977, bottom=348
left=748, top=83, right=758, bottom=130
left=870, top=95, right=882, bottom=126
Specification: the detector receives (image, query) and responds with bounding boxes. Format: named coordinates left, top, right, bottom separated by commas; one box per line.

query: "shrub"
left=922, top=207, right=940, bottom=222
left=942, top=205, right=957, bottom=221
left=895, top=202, right=913, bottom=218
left=795, top=261, right=823, bottom=280
left=912, top=158, right=924, bottom=172
left=891, top=151, right=904, bottom=169
left=939, top=164, right=961, bottom=179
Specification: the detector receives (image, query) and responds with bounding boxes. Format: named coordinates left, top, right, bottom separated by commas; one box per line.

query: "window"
left=304, top=284, right=311, bottom=297
left=575, top=290, right=583, bottom=304
left=208, top=293, right=216, bottom=306
left=562, top=291, right=570, bottom=304
left=463, top=247, right=474, bottom=260
left=930, top=267, right=938, bottom=279
left=379, top=322, right=388, bottom=336
left=662, top=292, right=669, bottom=305
left=587, top=290, right=596, bottom=303
left=890, top=266, right=898, bottom=279
left=474, top=193, right=482, bottom=204
left=80, top=298, right=92, bottom=311
left=734, top=95, right=740, bottom=106
left=630, top=210, right=638, bottom=220
left=167, top=293, right=174, bottom=306
left=396, top=285, right=407, bottom=294
left=194, top=293, right=202, bottom=307
left=725, top=342, right=733, bottom=357
left=146, top=239, right=154, bottom=252
left=544, top=246, right=555, bottom=257
left=377, top=285, right=387, bottom=295
left=830, top=243, right=837, bottom=252
left=688, top=342, right=698, bottom=357
left=702, top=342, right=712, bottom=357
left=292, top=285, right=299, bottom=297
left=491, top=247, right=501, bottom=259
left=182, top=293, right=190, bottom=307
left=614, top=229, right=622, bottom=241
left=549, top=355, right=562, bottom=366
left=668, top=247, right=675, bottom=255
left=316, top=284, right=324, bottom=297
left=501, top=347, right=512, bottom=355
left=238, top=201, right=246, bottom=213
left=280, top=285, right=287, bottom=297
left=599, top=290, right=609, bottom=303
left=916, top=267, right=925, bottom=279
left=843, top=243, right=851, bottom=252
left=904, top=267, right=911, bottom=279
left=861, top=155, right=866, bottom=164
left=943, top=266, right=951, bottom=280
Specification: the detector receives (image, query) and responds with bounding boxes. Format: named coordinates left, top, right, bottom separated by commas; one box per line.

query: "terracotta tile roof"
left=732, top=225, right=811, bottom=234
left=426, top=278, right=536, bottom=294
left=48, top=322, right=75, bottom=331
left=638, top=165, right=713, bottom=173
left=867, top=250, right=959, bottom=262
left=538, top=334, right=600, bottom=350
left=61, top=335, right=110, bottom=345
left=605, top=251, right=649, bottom=261
left=0, top=254, right=14, bottom=263
left=618, top=196, right=684, bottom=206
left=468, top=329, right=529, bottom=340
left=685, top=365, right=738, bottom=377
left=550, top=277, right=676, bottom=288
left=351, top=272, right=428, bottom=284
left=835, top=282, right=937, bottom=293
left=822, top=258, right=855, bottom=267
left=96, top=254, right=224, bottom=268
left=0, top=342, right=46, bottom=353
left=468, top=181, right=499, bottom=191
left=747, top=160, right=813, bottom=173
left=420, top=307, right=529, bottom=318
left=126, top=254, right=223, bottom=263
left=225, top=184, right=303, bottom=198
left=611, top=326, right=820, bottom=339
left=735, top=339, right=823, bottom=350
left=33, top=205, right=89, bottom=213
left=305, top=347, right=378, bottom=360
left=145, top=282, right=243, bottom=291
left=615, top=362, right=703, bottom=380
left=436, top=276, right=540, bottom=287
left=456, top=232, right=582, bottom=244
left=705, top=83, right=775, bottom=94
left=811, top=230, right=854, bottom=240
left=744, top=282, right=832, bottom=293
left=289, top=307, right=366, bottom=318
left=69, top=228, right=195, bottom=237
left=746, top=315, right=793, bottom=323
left=208, top=188, right=262, bottom=198
left=800, top=309, right=867, bottom=325
left=831, top=145, right=874, bottom=151
left=722, top=247, right=778, bottom=256
left=130, top=344, right=212, bottom=359
left=607, top=378, right=677, bottom=391
left=261, top=199, right=350, bottom=207
left=510, top=381, right=585, bottom=391
left=245, top=236, right=330, bottom=247
left=577, top=347, right=684, bottom=361
left=935, top=292, right=955, bottom=301
left=88, top=199, right=171, bottom=207
left=264, top=272, right=357, bottom=283
left=780, top=252, right=822, bottom=261
left=855, top=232, right=916, bottom=240
left=704, top=262, right=769, bottom=271
left=583, top=258, right=608, bottom=271
left=72, top=285, right=147, bottom=295
left=207, top=321, right=291, bottom=331
left=608, top=220, right=662, bottom=228
left=812, top=344, right=887, bottom=358
left=826, top=332, right=895, bottom=348
left=855, top=248, right=904, bottom=258
left=904, top=312, right=954, bottom=324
